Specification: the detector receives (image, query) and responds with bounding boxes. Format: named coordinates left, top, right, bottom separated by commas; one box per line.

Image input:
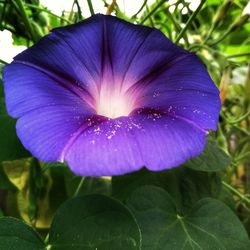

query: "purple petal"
left=13, top=22, right=100, bottom=97
left=3, top=63, right=94, bottom=118
left=135, top=54, right=221, bottom=130
left=16, top=106, right=94, bottom=161
left=65, top=110, right=206, bottom=176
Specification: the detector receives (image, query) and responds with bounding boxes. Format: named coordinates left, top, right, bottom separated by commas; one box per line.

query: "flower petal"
left=51, top=15, right=184, bottom=92
left=134, top=54, right=221, bottom=130
left=12, top=21, right=100, bottom=97
left=65, top=111, right=206, bottom=176
left=16, top=106, right=93, bottom=161
left=3, top=63, right=94, bottom=118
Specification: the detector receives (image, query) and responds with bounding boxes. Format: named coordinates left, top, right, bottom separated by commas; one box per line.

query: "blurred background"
left=0, top=0, right=250, bottom=236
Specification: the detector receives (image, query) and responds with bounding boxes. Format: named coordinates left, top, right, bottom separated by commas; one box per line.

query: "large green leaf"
left=127, top=186, right=250, bottom=250
left=184, top=139, right=231, bottom=172
left=112, top=167, right=221, bottom=210
left=0, top=217, right=45, bottom=250
left=112, top=168, right=182, bottom=203
left=48, top=195, right=141, bottom=250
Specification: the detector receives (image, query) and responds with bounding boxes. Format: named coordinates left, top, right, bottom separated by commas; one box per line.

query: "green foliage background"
left=0, top=0, right=250, bottom=249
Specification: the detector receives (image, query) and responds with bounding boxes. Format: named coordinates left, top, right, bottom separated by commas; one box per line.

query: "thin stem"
left=222, top=181, right=250, bottom=206
left=140, top=0, right=167, bottom=25
left=235, top=151, right=250, bottom=162
left=146, top=4, right=154, bottom=27
left=175, top=0, right=206, bottom=44
left=0, top=58, right=8, bottom=64
left=0, top=0, right=7, bottom=29
left=14, top=0, right=37, bottom=42
left=203, top=23, right=215, bottom=44
left=227, top=52, right=250, bottom=58
left=189, top=43, right=221, bottom=55
left=106, top=0, right=116, bottom=15
left=25, top=3, right=72, bottom=24
left=209, top=15, right=250, bottom=47
left=74, top=0, right=82, bottom=20
left=228, top=111, right=250, bottom=124
left=132, top=0, right=147, bottom=18
left=209, top=28, right=232, bottom=47
left=73, top=177, right=85, bottom=197
left=233, top=124, right=250, bottom=136
left=87, top=0, right=95, bottom=16
left=165, top=7, right=189, bottom=47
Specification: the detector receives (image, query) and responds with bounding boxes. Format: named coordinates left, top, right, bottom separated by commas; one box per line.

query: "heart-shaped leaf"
left=0, top=217, right=45, bottom=250
left=48, top=194, right=141, bottom=250
left=185, top=139, right=231, bottom=172
left=127, top=186, right=250, bottom=250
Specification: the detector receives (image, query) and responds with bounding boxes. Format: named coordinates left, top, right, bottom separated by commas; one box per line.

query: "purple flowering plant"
left=0, top=1, right=250, bottom=249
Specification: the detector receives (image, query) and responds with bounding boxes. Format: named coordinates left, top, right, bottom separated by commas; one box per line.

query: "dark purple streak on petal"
left=3, top=63, right=94, bottom=117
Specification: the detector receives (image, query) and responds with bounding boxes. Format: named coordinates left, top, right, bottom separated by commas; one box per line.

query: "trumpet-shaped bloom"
left=3, top=14, right=220, bottom=176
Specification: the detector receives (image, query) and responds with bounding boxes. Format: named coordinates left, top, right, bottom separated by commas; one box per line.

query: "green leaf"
left=127, top=186, right=250, bottom=250
left=0, top=116, right=30, bottom=162
left=0, top=217, right=45, bottom=250
left=0, top=209, right=3, bottom=217
left=0, top=84, right=30, bottom=162
left=112, top=168, right=182, bottom=205
left=48, top=195, right=141, bottom=250
left=185, top=139, right=231, bottom=172
left=178, top=169, right=222, bottom=210
left=112, top=167, right=221, bottom=210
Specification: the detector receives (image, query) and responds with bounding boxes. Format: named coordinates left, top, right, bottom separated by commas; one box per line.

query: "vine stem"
left=106, top=0, right=116, bottom=15
left=209, top=28, right=232, bottom=47
left=175, top=0, right=206, bottom=44
left=73, top=177, right=85, bottom=197
left=25, top=3, right=72, bottom=24
left=209, top=15, right=250, bottom=47
left=227, top=52, right=250, bottom=58
left=14, top=0, right=37, bottom=42
left=87, top=0, right=95, bottom=16
left=0, top=58, right=8, bottom=64
left=165, top=6, right=189, bottom=47
left=228, top=111, right=250, bottom=124
left=0, top=0, right=7, bottom=29
left=132, top=0, right=147, bottom=19
left=222, top=181, right=250, bottom=206
left=140, top=0, right=167, bottom=25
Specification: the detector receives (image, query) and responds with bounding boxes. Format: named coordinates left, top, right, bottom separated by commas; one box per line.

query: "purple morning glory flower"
left=3, top=14, right=220, bottom=176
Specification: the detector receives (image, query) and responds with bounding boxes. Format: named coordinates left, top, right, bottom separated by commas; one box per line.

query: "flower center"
left=96, top=86, right=135, bottom=119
